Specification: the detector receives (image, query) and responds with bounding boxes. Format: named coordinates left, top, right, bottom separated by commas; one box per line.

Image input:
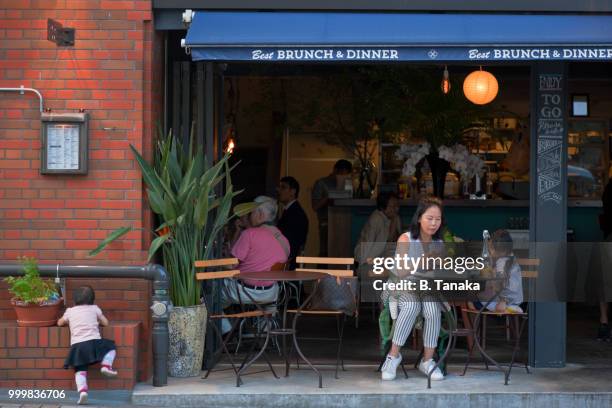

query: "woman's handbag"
left=308, top=275, right=359, bottom=315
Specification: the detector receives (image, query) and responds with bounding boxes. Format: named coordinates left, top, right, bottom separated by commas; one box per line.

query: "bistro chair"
left=234, top=261, right=288, bottom=355
left=287, top=256, right=356, bottom=379
left=460, top=257, right=539, bottom=384
left=195, top=258, right=278, bottom=386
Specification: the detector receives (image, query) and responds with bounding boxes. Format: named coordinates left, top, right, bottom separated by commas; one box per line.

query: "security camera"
left=182, top=9, right=194, bottom=25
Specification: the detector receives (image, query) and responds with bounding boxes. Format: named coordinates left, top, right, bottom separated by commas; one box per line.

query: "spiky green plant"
left=90, top=128, right=254, bottom=307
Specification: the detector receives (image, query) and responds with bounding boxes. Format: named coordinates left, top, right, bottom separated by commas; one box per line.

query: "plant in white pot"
left=90, top=128, right=254, bottom=377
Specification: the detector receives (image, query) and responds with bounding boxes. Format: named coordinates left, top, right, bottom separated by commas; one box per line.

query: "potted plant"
left=90, top=127, right=253, bottom=377
left=4, top=257, right=62, bottom=327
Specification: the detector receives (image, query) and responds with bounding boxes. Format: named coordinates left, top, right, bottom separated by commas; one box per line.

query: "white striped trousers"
left=392, top=298, right=441, bottom=349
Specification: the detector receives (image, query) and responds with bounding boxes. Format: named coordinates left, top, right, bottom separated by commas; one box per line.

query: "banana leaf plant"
left=90, top=128, right=255, bottom=307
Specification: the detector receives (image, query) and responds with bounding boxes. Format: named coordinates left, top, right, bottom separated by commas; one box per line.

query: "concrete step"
left=132, top=364, right=612, bottom=408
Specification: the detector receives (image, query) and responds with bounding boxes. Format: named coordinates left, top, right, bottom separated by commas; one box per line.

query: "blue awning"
left=183, top=12, right=612, bottom=62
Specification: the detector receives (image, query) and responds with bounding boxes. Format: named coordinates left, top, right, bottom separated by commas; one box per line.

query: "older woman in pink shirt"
left=220, top=196, right=290, bottom=333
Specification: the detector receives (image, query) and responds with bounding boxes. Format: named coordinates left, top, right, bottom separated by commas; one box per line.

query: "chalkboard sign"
left=535, top=73, right=566, bottom=205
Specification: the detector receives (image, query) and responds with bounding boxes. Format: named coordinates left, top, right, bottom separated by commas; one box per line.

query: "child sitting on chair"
left=471, top=229, right=523, bottom=313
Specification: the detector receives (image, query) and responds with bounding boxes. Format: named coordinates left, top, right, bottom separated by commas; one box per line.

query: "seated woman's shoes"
left=381, top=354, right=402, bottom=380
left=101, top=366, right=118, bottom=377
left=77, top=391, right=88, bottom=405
left=418, top=359, right=444, bottom=381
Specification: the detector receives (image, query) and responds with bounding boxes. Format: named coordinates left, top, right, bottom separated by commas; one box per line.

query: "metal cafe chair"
left=234, top=261, right=288, bottom=355
left=195, top=258, right=278, bottom=386
left=286, top=256, right=356, bottom=379
left=460, top=257, right=539, bottom=384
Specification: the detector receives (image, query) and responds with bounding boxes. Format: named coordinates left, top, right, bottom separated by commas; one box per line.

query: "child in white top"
left=472, top=229, right=523, bottom=313
left=58, top=286, right=118, bottom=405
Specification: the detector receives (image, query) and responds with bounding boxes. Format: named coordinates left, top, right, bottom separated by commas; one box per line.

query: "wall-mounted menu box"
left=40, top=112, right=88, bottom=175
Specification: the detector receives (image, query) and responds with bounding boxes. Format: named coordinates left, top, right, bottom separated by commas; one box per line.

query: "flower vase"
left=462, top=177, right=472, bottom=197
left=426, top=153, right=451, bottom=199
left=355, top=162, right=377, bottom=199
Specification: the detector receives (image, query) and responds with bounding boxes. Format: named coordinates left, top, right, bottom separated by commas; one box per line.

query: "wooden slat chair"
left=287, top=256, right=356, bottom=379
left=195, top=258, right=277, bottom=385
left=460, top=257, right=539, bottom=383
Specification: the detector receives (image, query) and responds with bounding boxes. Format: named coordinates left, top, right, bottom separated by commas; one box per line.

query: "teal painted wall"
left=350, top=205, right=602, bottom=249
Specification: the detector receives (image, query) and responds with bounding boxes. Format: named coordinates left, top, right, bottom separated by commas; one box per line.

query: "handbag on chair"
left=307, top=275, right=359, bottom=315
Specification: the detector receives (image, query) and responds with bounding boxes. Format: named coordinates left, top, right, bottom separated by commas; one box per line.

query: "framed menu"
left=41, top=112, right=88, bottom=174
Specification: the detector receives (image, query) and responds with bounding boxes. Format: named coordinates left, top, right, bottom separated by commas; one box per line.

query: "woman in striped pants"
left=381, top=196, right=445, bottom=381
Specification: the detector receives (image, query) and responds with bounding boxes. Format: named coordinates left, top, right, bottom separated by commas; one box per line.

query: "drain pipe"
left=0, top=85, right=44, bottom=112
left=0, top=263, right=169, bottom=387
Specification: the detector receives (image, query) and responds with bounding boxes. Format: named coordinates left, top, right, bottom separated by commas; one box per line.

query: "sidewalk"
left=132, top=363, right=612, bottom=408
left=3, top=362, right=612, bottom=408
left=0, top=389, right=136, bottom=408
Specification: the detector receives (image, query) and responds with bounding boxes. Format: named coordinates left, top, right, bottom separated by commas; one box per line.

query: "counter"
left=327, top=199, right=603, bottom=257
left=331, top=198, right=602, bottom=208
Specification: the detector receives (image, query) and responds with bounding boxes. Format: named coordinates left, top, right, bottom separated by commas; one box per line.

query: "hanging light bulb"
left=441, top=65, right=451, bottom=95
left=463, top=67, right=499, bottom=105
left=224, top=137, right=235, bottom=154
left=223, top=121, right=236, bottom=154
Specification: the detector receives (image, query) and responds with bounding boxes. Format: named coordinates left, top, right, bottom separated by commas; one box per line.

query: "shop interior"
left=164, top=37, right=612, bottom=368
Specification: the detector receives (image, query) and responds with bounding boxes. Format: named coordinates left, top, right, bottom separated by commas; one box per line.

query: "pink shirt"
left=61, top=305, right=103, bottom=345
left=231, top=225, right=289, bottom=286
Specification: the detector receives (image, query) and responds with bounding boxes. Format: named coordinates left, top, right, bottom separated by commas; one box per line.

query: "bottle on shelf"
left=481, top=229, right=492, bottom=274
left=397, top=174, right=409, bottom=199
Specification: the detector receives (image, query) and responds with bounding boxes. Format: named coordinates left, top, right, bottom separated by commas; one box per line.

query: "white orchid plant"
left=395, top=142, right=430, bottom=177
left=438, top=144, right=486, bottom=180
left=396, top=142, right=485, bottom=181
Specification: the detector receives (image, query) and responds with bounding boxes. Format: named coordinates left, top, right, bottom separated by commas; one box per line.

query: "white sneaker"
left=381, top=354, right=402, bottom=380
left=101, top=366, right=118, bottom=377
left=77, top=391, right=88, bottom=405
left=418, top=359, right=444, bottom=381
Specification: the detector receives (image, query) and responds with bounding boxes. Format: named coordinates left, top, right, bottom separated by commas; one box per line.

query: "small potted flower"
left=4, top=257, right=62, bottom=327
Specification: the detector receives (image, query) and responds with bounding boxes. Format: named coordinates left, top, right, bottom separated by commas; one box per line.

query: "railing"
left=0, top=263, right=170, bottom=387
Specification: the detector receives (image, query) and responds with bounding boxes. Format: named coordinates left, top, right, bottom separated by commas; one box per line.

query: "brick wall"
left=0, top=321, right=140, bottom=389
left=0, top=0, right=164, bottom=384
left=0, top=0, right=163, bottom=265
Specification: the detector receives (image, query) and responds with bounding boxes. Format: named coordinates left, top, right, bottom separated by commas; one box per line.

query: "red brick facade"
left=0, top=321, right=140, bottom=389
left=0, top=0, right=162, bottom=264
left=0, top=0, right=164, bottom=386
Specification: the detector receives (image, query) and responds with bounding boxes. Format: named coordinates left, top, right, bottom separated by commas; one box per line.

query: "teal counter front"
left=327, top=199, right=603, bottom=257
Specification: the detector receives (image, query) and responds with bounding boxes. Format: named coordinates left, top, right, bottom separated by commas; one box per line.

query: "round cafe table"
left=233, top=270, right=327, bottom=388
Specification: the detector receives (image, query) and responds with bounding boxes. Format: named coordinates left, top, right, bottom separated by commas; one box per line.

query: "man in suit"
left=277, top=176, right=309, bottom=270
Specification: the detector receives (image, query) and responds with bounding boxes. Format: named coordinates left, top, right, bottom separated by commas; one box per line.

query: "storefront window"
left=568, top=119, right=609, bottom=199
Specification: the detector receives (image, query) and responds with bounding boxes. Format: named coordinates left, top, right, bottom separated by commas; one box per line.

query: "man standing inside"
left=311, top=160, right=353, bottom=257
left=277, top=176, right=309, bottom=270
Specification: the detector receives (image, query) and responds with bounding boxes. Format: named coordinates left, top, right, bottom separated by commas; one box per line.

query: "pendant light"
left=441, top=65, right=451, bottom=95
left=463, top=67, right=498, bottom=105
